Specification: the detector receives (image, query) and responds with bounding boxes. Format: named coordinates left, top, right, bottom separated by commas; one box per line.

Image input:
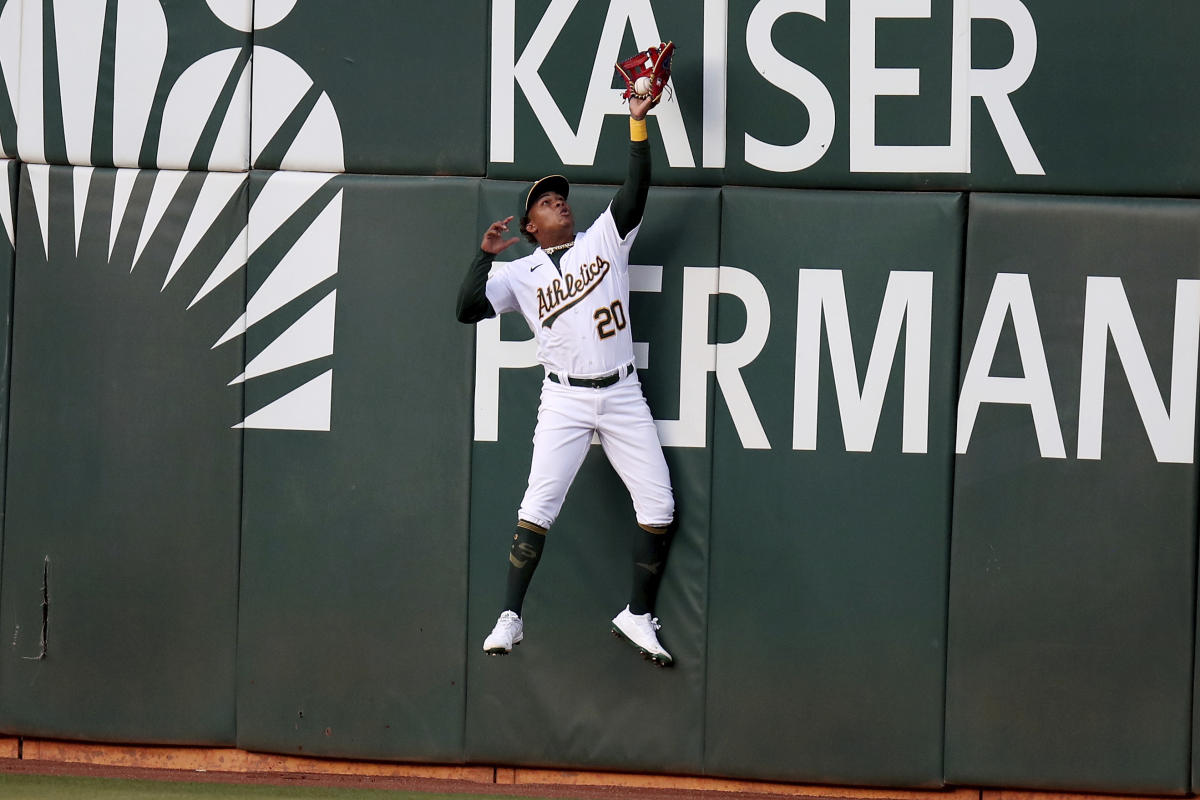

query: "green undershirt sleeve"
left=456, top=248, right=496, bottom=324
left=610, top=138, right=651, bottom=239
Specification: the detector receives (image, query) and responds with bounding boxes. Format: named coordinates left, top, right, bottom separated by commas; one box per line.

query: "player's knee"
left=635, top=488, right=674, bottom=529
left=517, top=519, right=548, bottom=535
left=516, top=508, right=556, bottom=531
left=518, top=487, right=565, bottom=531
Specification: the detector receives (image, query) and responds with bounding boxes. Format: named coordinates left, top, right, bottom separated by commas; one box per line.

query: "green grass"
left=0, top=773, right=565, bottom=800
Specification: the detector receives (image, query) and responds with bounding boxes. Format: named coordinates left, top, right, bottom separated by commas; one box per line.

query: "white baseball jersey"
left=485, top=206, right=640, bottom=377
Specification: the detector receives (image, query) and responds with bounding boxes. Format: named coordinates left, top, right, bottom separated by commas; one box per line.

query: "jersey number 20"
left=593, top=300, right=627, bottom=339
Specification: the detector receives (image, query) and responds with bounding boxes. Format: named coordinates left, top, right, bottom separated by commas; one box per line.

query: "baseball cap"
left=525, top=175, right=570, bottom=213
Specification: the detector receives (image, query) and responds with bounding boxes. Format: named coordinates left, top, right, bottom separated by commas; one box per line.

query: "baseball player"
left=456, top=94, right=675, bottom=666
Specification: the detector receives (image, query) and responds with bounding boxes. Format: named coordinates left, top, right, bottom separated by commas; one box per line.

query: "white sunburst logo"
left=0, top=0, right=343, bottom=431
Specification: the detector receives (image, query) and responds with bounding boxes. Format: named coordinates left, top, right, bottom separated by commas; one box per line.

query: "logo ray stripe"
left=212, top=188, right=341, bottom=348
left=208, top=58, right=251, bottom=171
left=0, top=0, right=22, bottom=158
left=0, top=160, right=13, bottom=245
left=112, top=0, right=166, bottom=167
left=132, top=168, right=188, bottom=269
left=234, top=369, right=332, bottom=431
left=189, top=170, right=333, bottom=308
left=190, top=224, right=247, bottom=309
left=28, top=162, right=49, bottom=256
left=163, top=171, right=246, bottom=290
left=72, top=165, right=93, bottom=254
left=226, top=189, right=341, bottom=343
left=213, top=311, right=247, bottom=349
left=229, top=289, right=335, bottom=383
left=247, top=171, right=335, bottom=253
left=52, top=0, right=106, bottom=166
left=108, top=167, right=137, bottom=260
left=15, top=0, right=43, bottom=163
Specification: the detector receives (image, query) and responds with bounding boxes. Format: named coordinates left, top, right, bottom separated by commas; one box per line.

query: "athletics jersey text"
left=537, top=256, right=611, bottom=326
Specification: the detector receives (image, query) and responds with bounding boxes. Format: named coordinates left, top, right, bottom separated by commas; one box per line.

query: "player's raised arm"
left=611, top=41, right=673, bottom=238
left=610, top=97, right=654, bottom=239
left=456, top=217, right=517, bottom=324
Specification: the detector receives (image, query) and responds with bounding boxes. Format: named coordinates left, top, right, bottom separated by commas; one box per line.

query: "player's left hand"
left=629, top=95, right=657, bottom=121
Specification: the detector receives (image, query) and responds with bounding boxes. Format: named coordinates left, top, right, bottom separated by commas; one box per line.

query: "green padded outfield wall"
left=464, top=180, right=717, bottom=773
left=945, top=194, right=1200, bottom=794
left=0, top=164, right=246, bottom=743
left=705, top=189, right=963, bottom=786
left=236, top=174, right=478, bottom=761
left=0, top=0, right=1200, bottom=793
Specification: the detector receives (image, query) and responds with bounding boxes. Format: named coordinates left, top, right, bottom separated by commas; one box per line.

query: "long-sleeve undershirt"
left=611, top=138, right=651, bottom=239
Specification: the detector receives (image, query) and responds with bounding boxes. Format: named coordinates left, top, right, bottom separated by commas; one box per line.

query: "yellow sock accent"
left=629, top=117, right=648, bottom=142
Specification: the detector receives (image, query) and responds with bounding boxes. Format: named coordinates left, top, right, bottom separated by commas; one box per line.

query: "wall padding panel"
left=16, top=0, right=250, bottom=170
left=236, top=174, right=478, bottom=761
left=704, top=188, right=964, bottom=786
left=251, top=1, right=488, bottom=176
left=464, top=180, right=717, bottom=773
left=946, top=194, right=1199, bottom=794
left=0, top=163, right=246, bottom=743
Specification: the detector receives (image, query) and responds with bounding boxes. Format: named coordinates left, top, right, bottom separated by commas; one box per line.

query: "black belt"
left=547, top=362, right=635, bottom=389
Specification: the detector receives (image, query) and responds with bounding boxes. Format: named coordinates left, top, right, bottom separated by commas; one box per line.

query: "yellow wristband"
left=629, top=117, right=648, bottom=142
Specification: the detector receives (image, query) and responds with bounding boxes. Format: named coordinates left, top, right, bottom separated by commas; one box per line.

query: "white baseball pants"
left=517, top=372, right=674, bottom=530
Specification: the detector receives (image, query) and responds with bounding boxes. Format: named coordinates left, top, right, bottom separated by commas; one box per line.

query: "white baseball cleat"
left=611, top=606, right=673, bottom=666
left=483, top=610, right=523, bottom=654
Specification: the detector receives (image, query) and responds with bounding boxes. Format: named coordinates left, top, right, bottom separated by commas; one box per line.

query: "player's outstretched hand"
left=481, top=216, right=520, bottom=255
left=629, top=94, right=657, bottom=121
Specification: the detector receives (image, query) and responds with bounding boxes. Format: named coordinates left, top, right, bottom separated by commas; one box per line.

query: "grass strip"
left=0, top=772, right=568, bottom=800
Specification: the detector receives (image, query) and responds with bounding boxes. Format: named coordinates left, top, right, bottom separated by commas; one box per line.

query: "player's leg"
left=483, top=519, right=544, bottom=655
left=596, top=377, right=676, bottom=665
left=503, top=520, right=547, bottom=616
left=483, top=384, right=594, bottom=655
left=596, top=379, right=675, bottom=532
left=598, top=409, right=675, bottom=617
left=517, top=383, right=597, bottom=531
left=629, top=521, right=672, bottom=615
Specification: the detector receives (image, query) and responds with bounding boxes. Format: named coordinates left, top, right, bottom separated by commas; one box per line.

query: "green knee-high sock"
left=629, top=523, right=672, bottom=616
left=503, top=521, right=547, bottom=616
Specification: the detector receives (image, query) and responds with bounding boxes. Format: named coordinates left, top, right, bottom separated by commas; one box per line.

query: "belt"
left=547, top=362, right=635, bottom=389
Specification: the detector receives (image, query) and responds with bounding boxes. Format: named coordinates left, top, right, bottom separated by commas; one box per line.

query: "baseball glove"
left=615, top=41, right=675, bottom=103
